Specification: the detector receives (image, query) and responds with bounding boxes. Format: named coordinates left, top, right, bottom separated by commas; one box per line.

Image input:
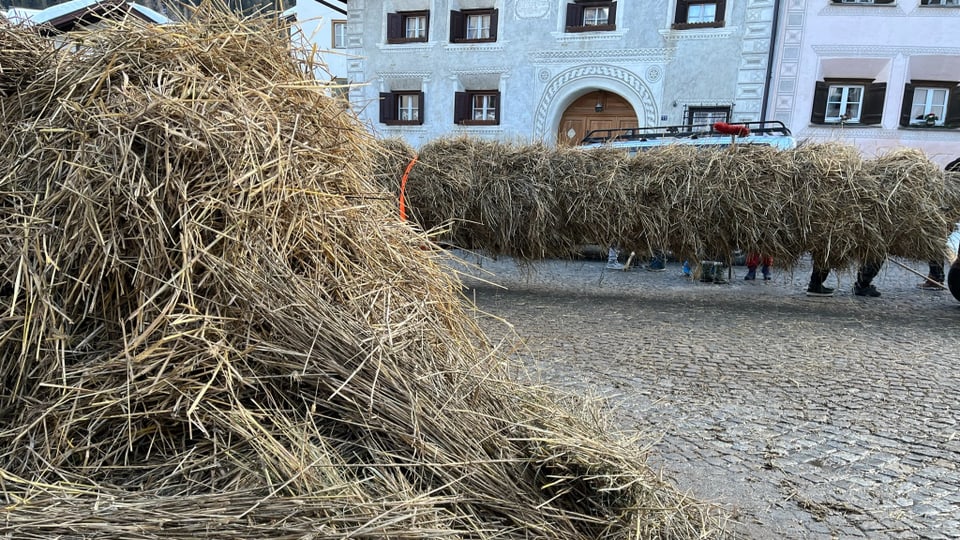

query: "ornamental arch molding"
left=534, top=65, right=658, bottom=144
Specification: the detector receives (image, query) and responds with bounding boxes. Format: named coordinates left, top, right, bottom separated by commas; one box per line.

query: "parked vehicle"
left=580, top=120, right=797, bottom=153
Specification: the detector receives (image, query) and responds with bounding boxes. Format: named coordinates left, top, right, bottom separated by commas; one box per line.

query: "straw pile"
left=0, top=6, right=731, bottom=539
left=375, top=136, right=959, bottom=269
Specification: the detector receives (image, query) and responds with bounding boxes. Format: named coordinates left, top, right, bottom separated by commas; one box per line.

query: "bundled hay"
left=0, top=5, right=728, bottom=538
left=376, top=135, right=957, bottom=270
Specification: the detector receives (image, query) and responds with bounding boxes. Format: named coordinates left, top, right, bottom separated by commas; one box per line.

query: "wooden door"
left=557, top=91, right=638, bottom=145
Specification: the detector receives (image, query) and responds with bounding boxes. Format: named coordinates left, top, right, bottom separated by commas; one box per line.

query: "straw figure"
left=0, top=6, right=730, bottom=539
left=375, top=137, right=960, bottom=273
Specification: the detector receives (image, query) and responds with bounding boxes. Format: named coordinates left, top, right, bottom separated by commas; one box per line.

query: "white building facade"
left=345, top=0, right=781, bottom=148
left=767, top=0, right=960, bottom=167
left=287, top=0, right=351, bottom=86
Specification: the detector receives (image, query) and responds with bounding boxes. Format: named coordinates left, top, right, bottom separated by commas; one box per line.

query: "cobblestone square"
left=453, top=252, right=960, bottom=539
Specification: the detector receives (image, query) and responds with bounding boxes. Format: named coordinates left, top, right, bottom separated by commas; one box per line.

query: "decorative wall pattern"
left=533, top=64, right=658, bottom=137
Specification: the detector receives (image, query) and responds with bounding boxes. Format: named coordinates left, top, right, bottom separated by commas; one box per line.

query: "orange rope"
left=399, top=155, right=418, bottom=222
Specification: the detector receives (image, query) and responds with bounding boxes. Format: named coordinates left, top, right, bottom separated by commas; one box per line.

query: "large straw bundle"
left=0, top=5, right=728, bottom=538
left=375, top=136, right=958, bottom=269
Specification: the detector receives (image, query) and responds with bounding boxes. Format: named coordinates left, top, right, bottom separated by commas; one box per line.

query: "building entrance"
left=557, top=91, right=639, bottom=146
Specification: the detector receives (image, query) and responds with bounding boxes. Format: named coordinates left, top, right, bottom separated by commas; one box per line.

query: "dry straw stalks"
left=374, top=137, right=960, bottom=271
left=0, top=4, right=730, bottom=539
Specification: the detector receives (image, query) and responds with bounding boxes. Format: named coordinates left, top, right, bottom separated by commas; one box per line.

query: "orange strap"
left=399, top=155, right=418, bottom=222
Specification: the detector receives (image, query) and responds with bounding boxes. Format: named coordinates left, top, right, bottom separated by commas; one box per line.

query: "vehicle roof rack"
left=580, top=120, right=793, bottom=145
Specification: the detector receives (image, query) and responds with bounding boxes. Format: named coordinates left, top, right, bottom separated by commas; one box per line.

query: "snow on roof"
left=28, top=0, right=169, bottom=29
left=2, top=7, right=41, bottom=23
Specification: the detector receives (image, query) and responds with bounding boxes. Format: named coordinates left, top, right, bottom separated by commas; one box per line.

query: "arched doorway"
left=557, top=90, right=638, bottom=146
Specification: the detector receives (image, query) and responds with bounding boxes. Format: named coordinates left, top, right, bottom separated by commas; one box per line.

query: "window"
left=387, top=11, right=429, bottom=44
left=810, top=80, right=886, bottom=125
left=921, top=0, right=959, bottom=6
left=830, top=0, right=895, bottom=4
left=565, top=1, right=617, bottom=32
left=673, top=0, right=725, bottom=29
left=583, top=6, right=609, bottom=25
left=687, top=106, right=730, bottom=128
left=379, top=91, right=424, bottom=125
left=332, top=20, right=346, bottom=49
left=450, top=9, right=498, bottom=43
left=900, top=82, right=960, bottom=128
left=455, top=91, right=500, bottom=125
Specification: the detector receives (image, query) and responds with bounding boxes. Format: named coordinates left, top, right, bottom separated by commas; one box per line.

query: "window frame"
left=386, top=10, right=430, bottom=44
left=920, top=0, right=959, bottom=6
left=454, top=90, right=501, bottom=126
left=686, top=106, right=731, bottom=128
left=673, top=0, right=725, bottom=29
left=332, top=20, right=347, bottom=49
left=810, top=79, right=886, bottom=126
left=449, top=8, right=498, bottom=43
left=564, top=1, right=617, bottom=33
left=900, top=81, right=960, bottom=128
left=379, top=91, right=425, bottom=126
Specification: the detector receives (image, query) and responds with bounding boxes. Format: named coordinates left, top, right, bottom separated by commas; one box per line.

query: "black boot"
left=806, top=267, right=834, bottom=296
left=854, top=262, right=882, bottom=297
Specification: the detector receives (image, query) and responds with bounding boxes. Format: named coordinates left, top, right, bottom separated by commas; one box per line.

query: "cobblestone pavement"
left=449, top=251, right=960, bottom=540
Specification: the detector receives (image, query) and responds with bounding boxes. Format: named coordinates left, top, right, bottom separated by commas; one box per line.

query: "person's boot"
left=761, top=265, right=771, bottom=280
left=806, top=266, right=833, bottom=296
left=744, top=268, right=756, bottom=280
left=854, top=263, right=882, bottom=297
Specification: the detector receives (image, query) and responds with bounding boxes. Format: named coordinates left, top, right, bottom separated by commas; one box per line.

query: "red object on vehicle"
left=712, top=122, right=750, bottom=137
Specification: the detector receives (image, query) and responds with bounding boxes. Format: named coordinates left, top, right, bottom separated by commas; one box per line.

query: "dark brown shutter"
left=565, top=3, right=581, bottom=29
left=945, top=85, right=960, bottom=128
left=899, top=83, right=915, bottom=127
left=811, top=81, right=828, bottom=124
left=449, top=10, right=463, bottom=41
left=491, top=90, right=501, bottom=125
left=454, top=92, right=470, bottom=123
left=715, top=0, right=726, bottom=22
left=861, top=82, right=886, bottom=125
left=674, top=0, right=688, bottom=24
left=386, top=13, right=402, bottom=42
left=416, top=91, right=425, bottom=125
left=489, top=9, right=499, bottom=40
left=379, top=92, right=395, bottom=123
left=423, top=11, right=430, bottom=40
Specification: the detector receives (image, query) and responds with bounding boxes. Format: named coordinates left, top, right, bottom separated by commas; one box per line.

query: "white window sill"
left=659, top=27, right=737, bottom=41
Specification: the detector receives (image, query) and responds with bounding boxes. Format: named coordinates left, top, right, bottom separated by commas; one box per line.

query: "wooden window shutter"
left=715, top=0, right=726, bottom=22
left=489, top=9, right=499, bottom=40
left=491, top=90, right=501, bottom=125
left=379, top=92, right=395, bottom=123
left=945, top=86, right=960, bottom=128
left=674, top=0, right=689, bottom=24
left=416, top=91, right=425, bottom=125
left=899, top=83, right=915, bottom=127
left=454, top=92, right=470, bottom=123
left=608, top=1, right=618, bottom=26
left=861, top=82, right=886, bottom=125
left=810, top=81, right=828, bottom=124
left=386, top=13, right=402, bottom=42
left=449, top=10, right=464, bottom=41
left=565, top=3, right=581, bottom=28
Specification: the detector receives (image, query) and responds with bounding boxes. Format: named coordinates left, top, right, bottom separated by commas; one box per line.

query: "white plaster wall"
left=768, top=0, right=960, bottom=167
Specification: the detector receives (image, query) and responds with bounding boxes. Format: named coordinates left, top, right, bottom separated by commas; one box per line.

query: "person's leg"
left=854, top=261, right=883, bottom=297
left=806, top=265, right=834, bottom=296
left=744, top=252, right=759, bottom=280
left=924, top=260, right=946, bottom=289
left=761, top=255, right=773, bottom=280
